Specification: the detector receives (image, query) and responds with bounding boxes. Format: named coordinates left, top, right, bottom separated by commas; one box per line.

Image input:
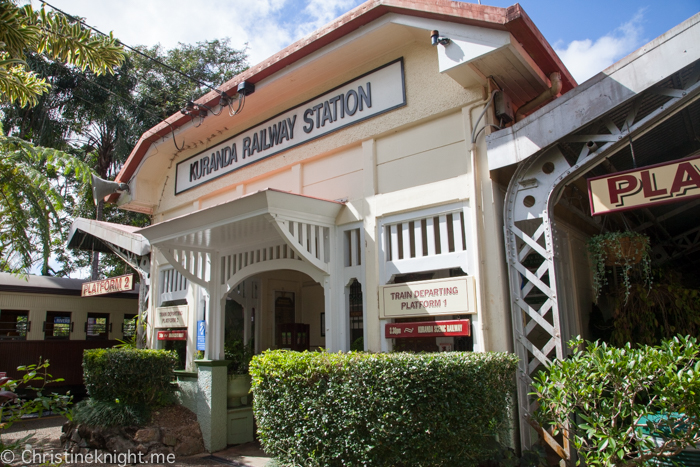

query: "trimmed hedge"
left=82, top=348, right=177, bottom=407
left=250, top=351, right=518, bottom=467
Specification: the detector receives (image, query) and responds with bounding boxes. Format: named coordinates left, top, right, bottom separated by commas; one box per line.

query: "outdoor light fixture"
left=178, top=81, right=256, bottom=130
left=180, top=101, right=196, bottom=115
left=237, top=81, right=255, bottom=96
left=218, top=91, right=231, bottom=107
left=430, top=30, right=450, bottom=46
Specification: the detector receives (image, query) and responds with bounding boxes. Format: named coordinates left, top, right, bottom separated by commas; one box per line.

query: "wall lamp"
left=431, top=30, right=450, bottom=46
left=180, top=81, right=256, bottom=123
left=181, top=101, right=207, bottom=117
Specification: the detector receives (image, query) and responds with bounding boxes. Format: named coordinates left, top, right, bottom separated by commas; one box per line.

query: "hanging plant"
left=587, top=231, right=652, bottom=303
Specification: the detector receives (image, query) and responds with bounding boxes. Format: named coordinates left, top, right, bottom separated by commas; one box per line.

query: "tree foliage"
left=0, top=359, right=73, bottom=452
left=0, top=14, right=247, bottom=276
left=0, top=132, right=92, bottom=274
left=0, top=0, right=123, bottom=106
left=0, top=0, right=125, bottom=275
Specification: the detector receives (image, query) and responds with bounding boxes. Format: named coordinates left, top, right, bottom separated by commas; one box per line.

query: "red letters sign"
left=385, top=319, right=471, bottom=338
left=157, top=330, right=187, bottom=341
left=81, top=274, right=134, bottom=297
left=588, top=155, right=700, bottom=216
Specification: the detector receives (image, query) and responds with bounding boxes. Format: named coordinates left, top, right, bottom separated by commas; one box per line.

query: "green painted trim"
left=195, top=359, right=230, bottom=367
left=174, top=370, right=198, bottom=378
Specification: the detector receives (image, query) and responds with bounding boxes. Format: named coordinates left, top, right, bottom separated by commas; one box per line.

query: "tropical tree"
left=2, top=38, right=248, bottom=278
left=0, top=133, right=92, bottom=274
left=0, top=0, right=123, bottom=106
left=0, top=0, right=125, bottom=274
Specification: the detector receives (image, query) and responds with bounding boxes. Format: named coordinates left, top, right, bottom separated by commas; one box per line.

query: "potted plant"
left=225, top=339, right=254, bottom=408
left=587, top=231, right=652, bottom=303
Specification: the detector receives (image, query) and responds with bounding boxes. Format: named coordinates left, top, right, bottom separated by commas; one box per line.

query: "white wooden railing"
left=159, top=267, right=188, bottom=305
left=380, top=205, right=469, bottom=282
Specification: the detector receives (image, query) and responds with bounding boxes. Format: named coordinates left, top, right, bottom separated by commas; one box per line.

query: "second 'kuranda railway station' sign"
left=175, top=59, right=406, bottom=194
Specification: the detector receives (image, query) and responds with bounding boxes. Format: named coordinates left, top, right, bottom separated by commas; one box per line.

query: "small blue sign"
left=196, top=320, right=206, bottom=351
left=54, top=317, right=70, bottom=324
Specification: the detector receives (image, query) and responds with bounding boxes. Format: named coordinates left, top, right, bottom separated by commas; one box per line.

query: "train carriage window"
left=0, top=310, right=29, bottom=340
left=86, top=313, right=109, bottom=340
left=45, top=311, right=71, bottom=339
left=123, top=314, right=137, bottom=340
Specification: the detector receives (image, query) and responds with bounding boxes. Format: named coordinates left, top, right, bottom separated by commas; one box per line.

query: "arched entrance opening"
left=224, top=269, right=326, bottom=356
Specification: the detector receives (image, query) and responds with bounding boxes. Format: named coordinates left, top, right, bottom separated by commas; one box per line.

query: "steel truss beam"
left=503, top=69, right=700, bottom=463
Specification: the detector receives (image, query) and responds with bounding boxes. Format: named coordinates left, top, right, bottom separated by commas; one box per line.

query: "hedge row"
left=250, top=351, right=518, bottom=467
left=82, top=348, right=177, bottom=407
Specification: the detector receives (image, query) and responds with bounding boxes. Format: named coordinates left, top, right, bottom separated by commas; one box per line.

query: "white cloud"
left=37, top=0, right=362, bottom=68
left=296, top=0, right=359, bottom=37
left=555, top=10, right=646, bottom=84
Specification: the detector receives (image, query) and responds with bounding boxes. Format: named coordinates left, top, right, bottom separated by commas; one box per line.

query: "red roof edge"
left=112, top=0, right=574, bottom=201
left=504, top=4, right=577, bottom=93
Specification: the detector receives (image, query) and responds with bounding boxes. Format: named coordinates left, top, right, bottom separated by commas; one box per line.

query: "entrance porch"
left=137, top=189, right=344, bottom=452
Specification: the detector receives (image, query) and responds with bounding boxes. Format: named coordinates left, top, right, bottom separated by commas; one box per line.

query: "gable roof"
left=112, top=0, right=574, bottom=197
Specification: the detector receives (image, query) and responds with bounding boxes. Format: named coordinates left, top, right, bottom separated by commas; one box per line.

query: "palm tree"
left=0, top=0, right=125, bottom=274
left=0, top=135, right=92, bottom=274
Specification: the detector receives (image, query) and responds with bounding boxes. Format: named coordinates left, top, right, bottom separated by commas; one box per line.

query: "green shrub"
left=225, top=339, right=254, bottom=375
left=72, top=398, right=150, bottom=427
left=83, top=348, right=177, bottom=407
left=1, top=359, right=72, bottom=452
left=533, top=336, right=700, bottom=466
left=250, top=350, right=518, bottom=467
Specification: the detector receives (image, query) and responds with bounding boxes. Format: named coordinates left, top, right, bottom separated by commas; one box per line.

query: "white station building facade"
left=66, top=0, right=649, bottom=455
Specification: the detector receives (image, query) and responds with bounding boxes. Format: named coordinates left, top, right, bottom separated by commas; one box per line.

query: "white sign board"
left=175, top=59, right=406, bottom=194
left=155, top=305, right=189, bottom=328
left=379, top=277, right=475, bottom=319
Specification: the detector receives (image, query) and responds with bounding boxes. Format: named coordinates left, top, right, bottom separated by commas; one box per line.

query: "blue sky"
left=41, top=0, right=699, bottom=84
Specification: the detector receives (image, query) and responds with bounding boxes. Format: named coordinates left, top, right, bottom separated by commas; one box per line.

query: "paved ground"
left=1, top=417, right=273, bottom=466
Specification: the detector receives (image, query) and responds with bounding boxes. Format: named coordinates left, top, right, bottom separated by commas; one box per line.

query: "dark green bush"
left=250, top=350, right=518, bottom=467
left=72, top=398, right=150, bottom=427
left=83, top=348, right=177, bottom=407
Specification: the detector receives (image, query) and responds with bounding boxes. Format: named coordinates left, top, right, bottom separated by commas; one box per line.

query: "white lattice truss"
left=504, top=67, right=700, bottom=460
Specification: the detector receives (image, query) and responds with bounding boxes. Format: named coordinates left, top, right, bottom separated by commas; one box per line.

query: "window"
left=86, top=313, right=110, bottom=340
left=274, top=292, right=295, bottom=347
left=0, top=310, right=29, bottom=340
left=122, top=314, right=137, bottom=340
left=349, top=280, right=364, bottom=349
left=45, top=312, right=71, bottom=339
